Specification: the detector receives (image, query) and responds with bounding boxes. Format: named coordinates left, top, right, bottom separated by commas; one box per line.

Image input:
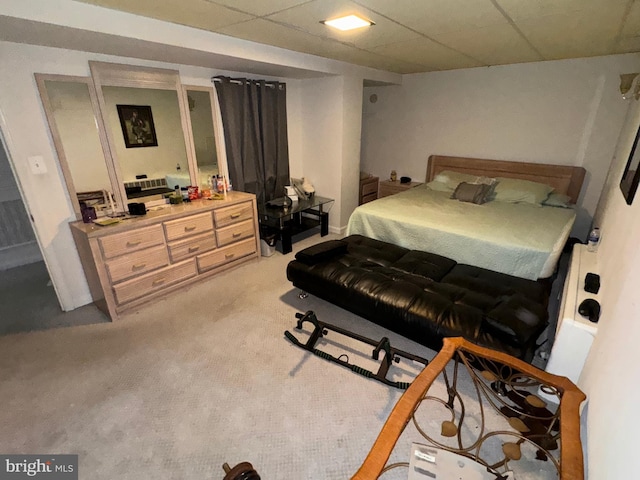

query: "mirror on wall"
left=182, top=86, right=222, bottom=190
left=36, top=63, right=229, bottom=218
left=35, top=74, right=118, bottom=219
left=101, top=85, right=189, bottom=200
left=621, top=124, right=640, bottom=205
left=90, top=61, right=197, bottom=209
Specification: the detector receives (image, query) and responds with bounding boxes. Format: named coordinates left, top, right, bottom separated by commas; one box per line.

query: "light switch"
left=28, top=155, right=47, bottom=174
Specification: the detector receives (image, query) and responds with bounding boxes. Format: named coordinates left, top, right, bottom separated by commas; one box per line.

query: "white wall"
left=361, top=54, right=640, bottom=239
left=578, top=97, right=640, bottom=478
left=340, top=76, right=364, bottom=231
left=297, top=77, right=344, bottom=231
left=296, top=76, right=363, bottom=233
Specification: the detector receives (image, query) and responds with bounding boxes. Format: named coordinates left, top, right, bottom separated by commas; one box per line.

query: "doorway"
left=0, top=130, right=107, bottom=335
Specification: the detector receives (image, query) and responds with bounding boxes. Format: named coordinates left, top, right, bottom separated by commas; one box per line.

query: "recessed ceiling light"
left=321, top=14, right=374, bottom=31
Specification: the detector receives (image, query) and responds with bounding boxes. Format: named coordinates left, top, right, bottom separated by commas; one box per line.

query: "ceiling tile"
left=76, top=0, right=253, bottom=30
left=325, top=47, right=428, bottom=73
left=620, top=1, right=640, bottom=38
left=617, top=35, right=640, bottom=53
left=515, top=9, right=624, bottom=59
left=496, top=0, right=629, bottom=20
left=371, top=38, right=484, bottom=72
left=262, top=0, right=420, bottom=49
left=206, top=0, right=312, bottom=17
left=431, top=24, right=543, bottom=66
left=217, top=18, right=326, bottom=52
left=356, top=0, right=510, bottom=35
left=219, top=17, right=422, bottom=73
left=54, top=0, right=640, bottom=74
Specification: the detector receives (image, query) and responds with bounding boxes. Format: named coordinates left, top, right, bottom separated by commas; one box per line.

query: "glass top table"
left=257, top=195, right=334, bottom=254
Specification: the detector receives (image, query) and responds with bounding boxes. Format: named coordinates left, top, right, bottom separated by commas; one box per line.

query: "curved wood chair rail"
left=351, top=337, right=586, bottom=480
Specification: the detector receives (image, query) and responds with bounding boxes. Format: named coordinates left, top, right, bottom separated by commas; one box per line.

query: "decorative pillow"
left=542, top=193, right=573, bottom=208
left=493, top=177, right=554, bottom=205
left=431, top=170, right=480, bottom=191
left=451, top=182, right=493, bottom=205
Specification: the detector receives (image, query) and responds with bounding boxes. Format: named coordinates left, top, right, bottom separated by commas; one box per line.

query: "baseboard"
left=0, top=242, right=43, bottom=270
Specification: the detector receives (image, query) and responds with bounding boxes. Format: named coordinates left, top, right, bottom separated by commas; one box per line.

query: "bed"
left=346, top=155, right=586, bottom=280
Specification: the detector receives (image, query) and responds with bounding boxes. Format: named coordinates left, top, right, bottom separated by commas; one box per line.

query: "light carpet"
left=0, top=234, right=432, bottom=479
left=0, top=232, right=559, bottom=479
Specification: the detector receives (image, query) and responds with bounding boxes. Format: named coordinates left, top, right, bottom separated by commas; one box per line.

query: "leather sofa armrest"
left=295, top=240, right=348, bottom=265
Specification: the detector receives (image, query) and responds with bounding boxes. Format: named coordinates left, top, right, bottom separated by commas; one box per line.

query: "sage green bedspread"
left=346, top=185, right=575, bottom=280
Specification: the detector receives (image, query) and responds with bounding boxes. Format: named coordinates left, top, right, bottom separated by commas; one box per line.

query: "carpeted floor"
left=0, top=261, right=108, bottom=335
left=0, top=234, right=424, bottom=479
left=0, top=233, right=562, bottom=479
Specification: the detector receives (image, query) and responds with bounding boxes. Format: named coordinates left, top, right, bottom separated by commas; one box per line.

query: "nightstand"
left=359, top=175, right=379, bottom=204
left=378, top=179, right=423, bottom=198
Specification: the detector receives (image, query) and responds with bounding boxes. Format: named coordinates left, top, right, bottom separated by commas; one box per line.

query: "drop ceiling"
left=74, top=0, right=640, bottom=74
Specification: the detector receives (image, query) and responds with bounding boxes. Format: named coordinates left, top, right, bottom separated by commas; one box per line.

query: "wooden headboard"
left=426, top=155, right=586, bottom=204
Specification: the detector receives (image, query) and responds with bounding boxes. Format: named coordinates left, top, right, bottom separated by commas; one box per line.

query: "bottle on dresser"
left=587, top=227, right=600, bottom=252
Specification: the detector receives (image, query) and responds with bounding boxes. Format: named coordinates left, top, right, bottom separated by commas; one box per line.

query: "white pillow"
left=431, top=170, right=480, bottom=191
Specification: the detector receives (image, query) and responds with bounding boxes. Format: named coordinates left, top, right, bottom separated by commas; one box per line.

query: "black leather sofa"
left=286, top=235, right=550, bottom=362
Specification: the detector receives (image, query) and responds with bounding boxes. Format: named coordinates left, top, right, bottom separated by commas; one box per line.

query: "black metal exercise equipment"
left=285, top=310, right=429, bottom=389
left=222, top=462, right=260, bottom=480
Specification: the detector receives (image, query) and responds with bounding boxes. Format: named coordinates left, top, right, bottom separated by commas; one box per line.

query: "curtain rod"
left=211, top=77, right=284, bottom=89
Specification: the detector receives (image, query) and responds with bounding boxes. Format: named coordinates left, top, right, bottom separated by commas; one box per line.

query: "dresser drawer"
left=361, top=179, right=378, bottom=196
left=361, top=192, right=377, bottom=204
left=197, top=238, right=256, bottom=272
left=216, top=219, right=255, bottom=247
left=164, top=212, right=214, bottom=241
left=105, top=244, right=169, bottom=284
left=99, top=224, right=164, bottom=259
left=214, top=201, right=254, bottom=228
left=168, top=232, right=217, bottom=262
left=113, top=259, right=197, bottom=305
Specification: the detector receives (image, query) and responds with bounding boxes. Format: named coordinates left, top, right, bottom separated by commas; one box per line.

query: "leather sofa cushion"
left=295, top=239, right=348, bottom=265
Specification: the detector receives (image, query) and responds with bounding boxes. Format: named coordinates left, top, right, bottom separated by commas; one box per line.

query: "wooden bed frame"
left=426, top=155, right=586, bottom=204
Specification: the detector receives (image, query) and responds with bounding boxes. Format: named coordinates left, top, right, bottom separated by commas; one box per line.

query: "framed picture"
left=620, top=123, right=640, bottom=205
left=116, top=104, right=158, bottom=148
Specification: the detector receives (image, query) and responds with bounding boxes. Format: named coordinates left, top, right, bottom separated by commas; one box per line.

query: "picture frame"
left=620, top=123, right=640, bottom=205
left=116, top=104, right=158, bottom=148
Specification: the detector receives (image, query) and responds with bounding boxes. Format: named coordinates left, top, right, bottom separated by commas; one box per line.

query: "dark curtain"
left=213, top=76, right=290, bottom=204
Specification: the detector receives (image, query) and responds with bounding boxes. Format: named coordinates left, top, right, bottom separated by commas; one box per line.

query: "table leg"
left=320, top=212, right=329, bottom=237
left=280, top=223, right=293, bottom=254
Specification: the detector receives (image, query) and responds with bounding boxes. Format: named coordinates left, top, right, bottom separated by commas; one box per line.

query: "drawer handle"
left=188, top=246, right=200, bottom=253
left=230, top=213, right=241, bottom=219
left=132, top=263, right=146, bottom=271
left=152, top=278, right=166, bottom=287
left=225, top=253, right=235, bottom=259
left=232, top=232, right=242, bottom=238
left=184, top=226, right=197, bottom=232
left=126, top=241, right=141, bottom=247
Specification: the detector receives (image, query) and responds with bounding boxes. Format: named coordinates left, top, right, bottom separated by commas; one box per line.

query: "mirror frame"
left=35, top=74, right=116, bottom=220
left=620, top=123, right=640, bottom=205
left=89, top=61, right=197, bottom=212
left=181, top=84, right=229, bottom=186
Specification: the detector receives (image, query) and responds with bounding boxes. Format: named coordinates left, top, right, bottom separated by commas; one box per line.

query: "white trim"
left=0, top=120, right=67, bottom=309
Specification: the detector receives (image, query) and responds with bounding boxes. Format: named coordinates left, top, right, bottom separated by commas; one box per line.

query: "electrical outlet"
left=28, top=155, right=47, bottom=174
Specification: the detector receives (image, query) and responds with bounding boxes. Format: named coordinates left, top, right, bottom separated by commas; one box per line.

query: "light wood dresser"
left=70, top=191, right=260, bottom=321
